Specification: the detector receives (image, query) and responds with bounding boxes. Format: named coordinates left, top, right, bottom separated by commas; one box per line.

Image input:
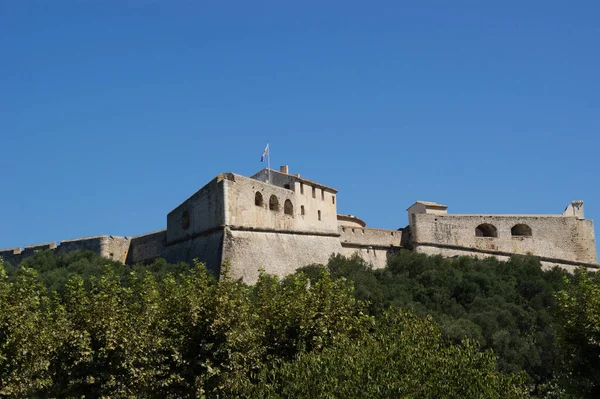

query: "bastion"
left=1, top=166, right=597, bottom=281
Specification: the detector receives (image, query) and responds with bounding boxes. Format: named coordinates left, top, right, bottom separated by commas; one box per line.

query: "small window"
left=181, top=210, right=190, bottom=230
left=284, top=199, right=293, bottom=215
left=318, top=210, right=322, bottom=221
left=301, top=205, right=305, bottom=216
left=284, top=184, right=290, bottom=190
left=511, top=224, right=532, bottom=237
left=332, top=196, right=335, bottom=204
left=312, top=186, right=316, bottom=199
left=475, top=223, right=497, bottom=238
left=269, top=195, right=279, bottom=211
left=321, top=189, right=325, bottom=201
left=255, top=192, right=263, bottom=207
left=300, top=183, right=304, bottom=195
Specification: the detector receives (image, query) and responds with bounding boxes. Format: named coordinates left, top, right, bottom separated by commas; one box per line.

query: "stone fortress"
left=1, top=166, right=598, bottom=282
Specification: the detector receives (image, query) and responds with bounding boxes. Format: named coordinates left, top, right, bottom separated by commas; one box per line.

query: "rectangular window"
left=300, top=183, right=304, bottom=195
left=321, top=189, right=324, bottom=201
left=332, top=196, right=335, bottom=204
left=312, top=186, right=316, bottom=199
left=318, top=210, right=321, bottom=221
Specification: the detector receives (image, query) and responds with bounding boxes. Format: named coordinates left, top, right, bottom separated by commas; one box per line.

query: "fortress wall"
left=0, top=247, right=23, bottom=266
left=103, top=236, right=131, bottom=263
left=162, top=230, right=224, bottom=276
left=224, top=175, right=298, bottom=231
left=127, top=230, right=166, bottom=264
left=414, top=244, right=598, bottom=273
left=167, top=175, right=226, bottom=244
left=339, top=226, right=403, bottom=247
left=293, top=180, right=338, bottom=234
left=59, top=235, right=130, bottom=263
left=338, top=246, right=393, bottom=269
left=22, top=242, right=58, bottom=256
left=338, top=227, right=403, bottom=269
left=412, top=214, right=598, bottom=264
left=224, top=174, right=338, bottom=234
left=222, top=227, right=343, bottom=283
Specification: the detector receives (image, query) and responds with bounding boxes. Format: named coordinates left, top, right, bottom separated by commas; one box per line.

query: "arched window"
left=255, top=192, right=263, bottom=207
left=511, top=224, right=532, bottom=237
left=475, top=223, right=497, bottom=237
left=301, top=205, right=305, bottom=216
left=284, top=199, right=293, bottom=215
left=269, top=195, right=279, bottom=211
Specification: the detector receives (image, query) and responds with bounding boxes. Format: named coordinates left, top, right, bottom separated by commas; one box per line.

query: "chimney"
left=280, top=165, right=289, bottom=174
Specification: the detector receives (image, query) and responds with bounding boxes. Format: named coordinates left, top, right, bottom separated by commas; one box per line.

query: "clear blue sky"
left=1, top=1, right=599, bottom=254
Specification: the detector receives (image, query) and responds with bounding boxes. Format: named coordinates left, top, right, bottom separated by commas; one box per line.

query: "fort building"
left=1, top=166, right=597, bottom=281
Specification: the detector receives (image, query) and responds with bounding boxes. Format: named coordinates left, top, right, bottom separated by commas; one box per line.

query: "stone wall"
left=338, top=226, right=404, bottom=269
left=127, top=230, right=166, bottom=264
left=223, top=174, right=338, bottom=234
left=411, top=213, right=598, bottom=264
left=0, top=235, right=131, bottom=266
left=162, top=230, right=224, bottom=276
left=222, top=227, right=343, bottom=283
left=166, top=175, right=227, bottom=244
left=414, top=244, right=599, bottom=273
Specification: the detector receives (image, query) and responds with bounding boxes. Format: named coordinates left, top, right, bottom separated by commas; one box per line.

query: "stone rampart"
left=411, top=213, right=597, bottom=265
left=339, top=226, right=402, bottom=248
left=0, top=235, right=131, bottom=266
left=127, top=230, right=166, bottom=264
left=222, top=227, right=343, bottom=283
left=166, top=174, right=228, bottom=244
left=414, top=244, right=600, bottom=273
left=163, top=230, right=224, bottom=276
left=338, top=227, right=403, bottom=269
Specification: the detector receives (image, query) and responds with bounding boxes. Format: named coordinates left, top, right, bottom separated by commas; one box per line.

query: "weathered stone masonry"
left=1, top=167, right=598, bottom=282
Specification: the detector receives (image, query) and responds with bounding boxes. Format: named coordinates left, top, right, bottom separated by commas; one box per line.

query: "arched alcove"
left=511, top=224, right=532, bottom=237
left=475, top=223, right=498, bottom=237
left=255, top=192, right=263, bottom=207
left=284, top=199, right=293, bottom=215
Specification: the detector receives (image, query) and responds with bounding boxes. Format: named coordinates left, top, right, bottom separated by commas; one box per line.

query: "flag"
left=261, top=143, right=269, bottom=162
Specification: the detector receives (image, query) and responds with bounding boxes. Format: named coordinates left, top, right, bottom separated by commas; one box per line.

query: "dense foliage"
left=301, top=252, right=600, bottom=398
left=1, top=249, right=599, bottom=398
left=0, top=251, right=529, bottom=398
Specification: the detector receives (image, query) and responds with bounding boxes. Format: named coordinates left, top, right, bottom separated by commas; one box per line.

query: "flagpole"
left=267, top=141, right=271, bottom=184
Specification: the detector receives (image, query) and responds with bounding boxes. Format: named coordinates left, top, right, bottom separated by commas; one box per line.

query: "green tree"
left=252, top=308, right=528, bottom=399
left=555, top=268, right=600, bottom=398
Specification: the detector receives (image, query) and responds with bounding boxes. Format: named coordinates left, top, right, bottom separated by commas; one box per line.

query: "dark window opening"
left=318, top=210, right=322, bottom=221
left=301, top=205, right=305, bottom=216
left=255, top=192, right=263, bottom=207
left=475, top=223, right=498, bottom=238
left=332, top=196, right=335, bottom=204
left=300, top=183, right=304, bottom=195
left=312, top=186, right=316, bottom=199
left=284, top=199, right=294, bottom=215
left=181, top=210, right=190, bottom=230
left=321, top=189, right=325, bottom=201
left=511, top=224, right=532, bottom=237
left=269, top=195, right=279, bottom=211
left=284, top=184, right=290, bottom=190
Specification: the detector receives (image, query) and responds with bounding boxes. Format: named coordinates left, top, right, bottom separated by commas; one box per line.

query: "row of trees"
left=0, top=250, right=599, bottom=397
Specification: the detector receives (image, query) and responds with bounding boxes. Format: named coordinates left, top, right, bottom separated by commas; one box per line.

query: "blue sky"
left=1, top=1, right=599, bottom=254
